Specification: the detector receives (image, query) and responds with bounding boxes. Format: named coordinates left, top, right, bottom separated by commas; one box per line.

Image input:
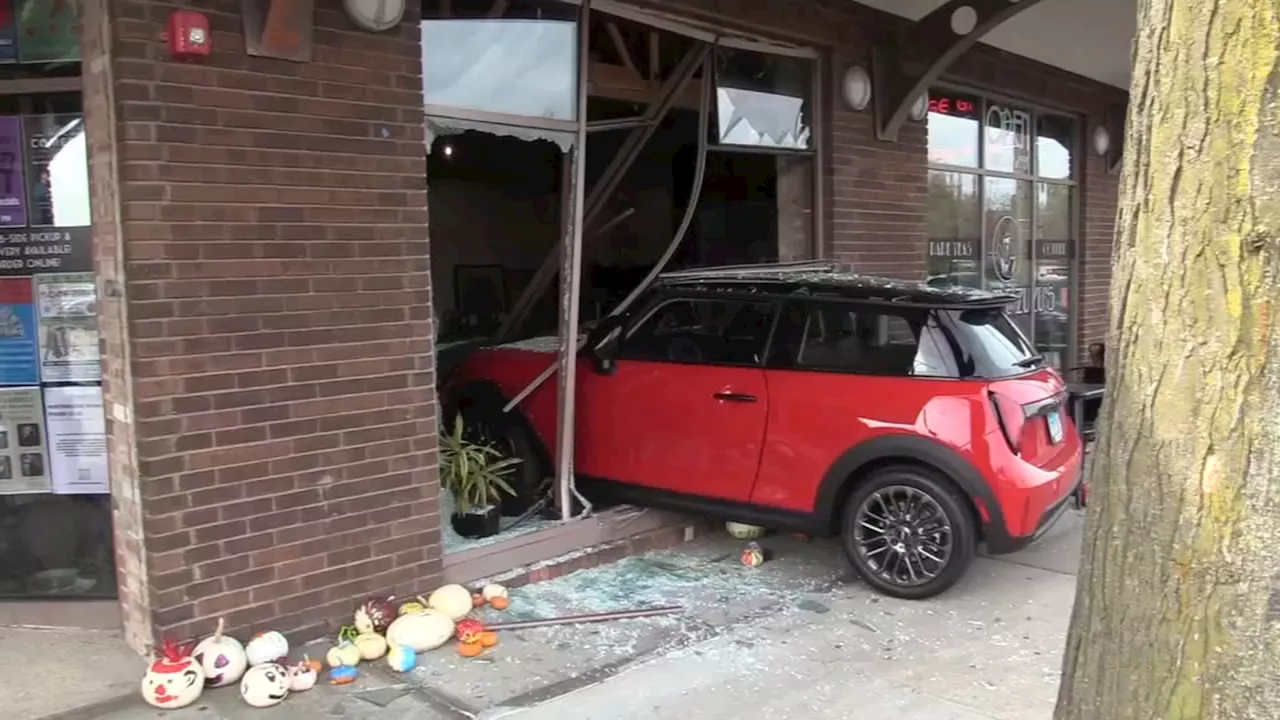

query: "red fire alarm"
left=166, top=10, right=212, bottom=61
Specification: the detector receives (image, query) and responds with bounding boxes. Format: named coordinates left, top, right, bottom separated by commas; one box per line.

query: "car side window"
left=620, top=297, right=776, bottom=366
left=768, top=300, right=958, bottom=377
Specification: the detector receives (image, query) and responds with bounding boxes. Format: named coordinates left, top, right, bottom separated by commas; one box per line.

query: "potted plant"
left=441, top=414, right=521, bottom=539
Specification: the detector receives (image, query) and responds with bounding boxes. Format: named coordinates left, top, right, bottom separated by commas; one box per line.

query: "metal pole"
left=486, top=605, right=683, bottom=631
left=551, top=0, right=592, bottom=523
left=497, top=45, right=710, bottom=343
left=502, top=50, right=716, bottom=415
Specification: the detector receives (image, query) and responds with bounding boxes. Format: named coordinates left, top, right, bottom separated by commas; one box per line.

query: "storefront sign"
left=0, top=116, right=26, bottom=227
left=928, top=94, right=981, bottom=120
left=0, top=277, right=37, bottom=385
left=35, top=273, right=97, bottom=381
left=45, top=385, right=107, bottom=495
left=0, top=0, right=18, bottom=63
left=0, top=386, right=49, bottom=493
left=928, top=240, right=978, bottom=259
left=0, top=226, right=90, bottom=275
left=986, top=104, right=1032, bottom=174
left=16, top=0, right=80, bottom=64
left=24, top=114, right=89, bottom=228
left=1036, top=240, right=1071, bottom=259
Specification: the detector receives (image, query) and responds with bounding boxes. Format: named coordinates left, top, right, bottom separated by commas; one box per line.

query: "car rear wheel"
left=840, top=466, right=976, bottom=600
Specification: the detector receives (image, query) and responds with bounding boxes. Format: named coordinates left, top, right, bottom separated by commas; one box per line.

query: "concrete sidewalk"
left=83, top=509, right=1082, bottom=720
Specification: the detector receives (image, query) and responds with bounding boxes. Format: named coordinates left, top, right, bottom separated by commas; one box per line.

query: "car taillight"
left=990, top=392, right=1026, bottom=453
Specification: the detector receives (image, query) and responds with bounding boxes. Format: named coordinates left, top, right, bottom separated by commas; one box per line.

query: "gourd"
left=428, top=584, right=475, bottom=621
left=354, top=631, right=388, bottom=661
left=326, top=626, right=363, bottom=668
left=481, top=584, right=508, bottom=602
left=141, top=639, right=205, bottom=710
left=192, top=618, right=247, bottom=688
left=287, top=660, right=318, bottom=692
left=354, top=596, right=397, bottom=635
left=385, top=608, right=455, bottom=652
left=386, top=645, right=417, bottom=672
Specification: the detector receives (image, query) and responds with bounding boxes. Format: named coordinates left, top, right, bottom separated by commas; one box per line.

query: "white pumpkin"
left=193, top=618, right=248, bottom=688
left=725, top=521, right=766, bottom=540
left=141, top=642, right=205, bottom=710
left=428, top=584, right=474, bottom=621
left=385, top=609, right=454, bottom=652
left=240, top=663, right=289, bottom=708
left=245, top=631, right=289, bottom=666
left=287, top=661, right=318, bottom=692
left=481, top=583, right=508, bottom=602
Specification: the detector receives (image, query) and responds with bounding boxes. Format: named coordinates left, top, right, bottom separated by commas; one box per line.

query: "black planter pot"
left=450, top=507, right=502, bottom=539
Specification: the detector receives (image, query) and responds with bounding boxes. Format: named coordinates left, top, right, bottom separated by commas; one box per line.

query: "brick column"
left=82, top=0, right=440, bottom=652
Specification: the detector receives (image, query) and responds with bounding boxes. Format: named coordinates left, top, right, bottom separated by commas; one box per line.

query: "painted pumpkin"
left=397, top=596, right=428, bottom=616
left=245, top=631, right=289, bottom=666
left=239, top=663, right=289, bottom=708
left=740, top=542, right=765, bottom=568
left=427, top=584, right=474, bottom=621
left=455, top=618, right=486, bottom=645
left=287, top=660, right=318, bottom=692
left=481, top=583, right=508, bottom=602
left=141, top=639, right=205, bottom=710
left=386, top=645, right=417, bottom=673
left=354, top=596, right=397, bottom=635
left=457, top=641, right=484, bottom=658
left=192, top=618, right=247, bottom=688
left=385, top=609, right=454, bottom=652
left=329, top=665, right=359, bottom=685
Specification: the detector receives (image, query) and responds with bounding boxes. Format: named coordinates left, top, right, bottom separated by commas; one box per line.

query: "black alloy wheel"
left=840, top=466, right=976, bottom=600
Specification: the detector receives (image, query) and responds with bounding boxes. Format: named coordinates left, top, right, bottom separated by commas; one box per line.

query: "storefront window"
left=926, top=90, right=1079, bottom=368
left=926, top=92, right=981, bottom=167
left=925, top=171, right=980, bottom=288
left=713, top=48, right=813, bottom=150
left=422, top=0, right=579, bottom=121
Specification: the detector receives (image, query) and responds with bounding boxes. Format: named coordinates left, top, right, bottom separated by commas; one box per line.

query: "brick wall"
left=83, top=0, right=439, bottom=652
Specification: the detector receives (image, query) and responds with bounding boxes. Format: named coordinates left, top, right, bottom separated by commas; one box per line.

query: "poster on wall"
left=45, top=385, right=107, bottom=495
left=35, top=273, right=97, bottom=381
left=24, top=114, right=89, bottom=228
left=0, top=116, right=26, bottom=227
left=0, top=225, right=90, bottom=276
left=0, top=277, right=38, bottom=385
left=0, top=0, right=17, bottom=63
left=0, top=386, right=49, bottom=493
left=16, top=0, right=80, bottom=64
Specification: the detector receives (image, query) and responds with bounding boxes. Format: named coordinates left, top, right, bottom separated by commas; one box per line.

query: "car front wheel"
left=840, top=466, right=976, bottom=600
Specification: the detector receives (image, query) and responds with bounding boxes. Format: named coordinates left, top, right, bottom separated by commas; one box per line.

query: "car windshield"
left=942, top=308, right=1042, bottom=378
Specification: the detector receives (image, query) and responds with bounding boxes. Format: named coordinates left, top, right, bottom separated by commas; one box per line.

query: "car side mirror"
left=588, top=318, right=623, bottom=376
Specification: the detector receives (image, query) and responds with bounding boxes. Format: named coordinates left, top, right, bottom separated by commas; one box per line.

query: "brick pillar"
left=81, top=0, right=440, bottom=652
left=828, top=51, right=928, bottom=279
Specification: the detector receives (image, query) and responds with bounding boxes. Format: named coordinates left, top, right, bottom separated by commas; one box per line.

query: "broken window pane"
left=421, top=0, right=578, bottom=121
left=713, top=48, right=814, bottom=150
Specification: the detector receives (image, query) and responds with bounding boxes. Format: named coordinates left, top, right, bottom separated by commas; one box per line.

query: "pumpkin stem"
left=338, top=624, right=359, bottom=643
left=213, top=617, right=225, bottom=642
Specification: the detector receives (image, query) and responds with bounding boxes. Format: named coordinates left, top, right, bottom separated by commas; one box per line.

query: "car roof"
left=652, top=261, right=1017, bottom=310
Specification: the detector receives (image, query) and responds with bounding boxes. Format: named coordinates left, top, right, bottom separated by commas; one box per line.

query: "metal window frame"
left=924, top=81, right=1084, bottom=370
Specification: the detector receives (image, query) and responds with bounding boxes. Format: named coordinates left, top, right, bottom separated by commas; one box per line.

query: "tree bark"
left=1054, top=2, right=1280, bottom=719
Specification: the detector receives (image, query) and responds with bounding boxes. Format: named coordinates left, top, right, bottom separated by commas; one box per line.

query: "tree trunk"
left=1054, top=2, right=1280, bottom=719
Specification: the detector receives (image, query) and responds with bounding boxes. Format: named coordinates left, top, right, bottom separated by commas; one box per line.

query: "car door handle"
left=713, top=391, right=758, bottom=403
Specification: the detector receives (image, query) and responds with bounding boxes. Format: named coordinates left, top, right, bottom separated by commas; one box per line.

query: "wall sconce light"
left=841, top=66, right=872, bottom=112
left=1092, top=125, right=1111, bottom=156
left=909, top=94, right=929, bottom=122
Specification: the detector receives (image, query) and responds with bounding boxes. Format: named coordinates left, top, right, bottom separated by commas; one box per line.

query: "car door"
left=576, top=294, right=775, bottom=503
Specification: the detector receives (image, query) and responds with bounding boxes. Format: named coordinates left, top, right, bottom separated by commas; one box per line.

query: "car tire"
left=456, top=399, right=547, bottom=518
left=839, top=465, right=976, bottom=600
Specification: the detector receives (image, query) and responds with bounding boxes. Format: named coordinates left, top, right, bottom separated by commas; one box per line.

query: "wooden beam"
left=589, top=61, right=699, bottom=109
left=649, top=32, right=659, bottom=81
left=606, top=22, right=638, bottom=75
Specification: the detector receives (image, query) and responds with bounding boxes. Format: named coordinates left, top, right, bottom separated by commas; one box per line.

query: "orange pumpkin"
left=479, top=632, right=499, bottom=648
left=489, top=596, right=510, bottom=611
left=457, top=642, right=484, bottom=658
left=472, top=593, right=485, bottom=607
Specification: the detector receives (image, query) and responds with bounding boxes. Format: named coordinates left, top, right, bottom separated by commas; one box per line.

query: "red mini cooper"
left=444, top=264, right=1085, bottom=599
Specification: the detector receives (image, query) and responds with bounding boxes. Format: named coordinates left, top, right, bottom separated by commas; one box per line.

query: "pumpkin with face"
left=240, top=663, right=290, bottom=708
left=141, top=639, right=205, bottom=709
left=192, top=618, right=247, bottom=688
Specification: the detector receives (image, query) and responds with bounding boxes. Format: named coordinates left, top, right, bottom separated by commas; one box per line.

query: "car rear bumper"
left=984, top=460, right=1083, bottom=555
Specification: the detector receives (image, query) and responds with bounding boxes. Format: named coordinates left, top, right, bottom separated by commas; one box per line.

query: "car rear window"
left=941, top=308, right=1042, bottom=378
